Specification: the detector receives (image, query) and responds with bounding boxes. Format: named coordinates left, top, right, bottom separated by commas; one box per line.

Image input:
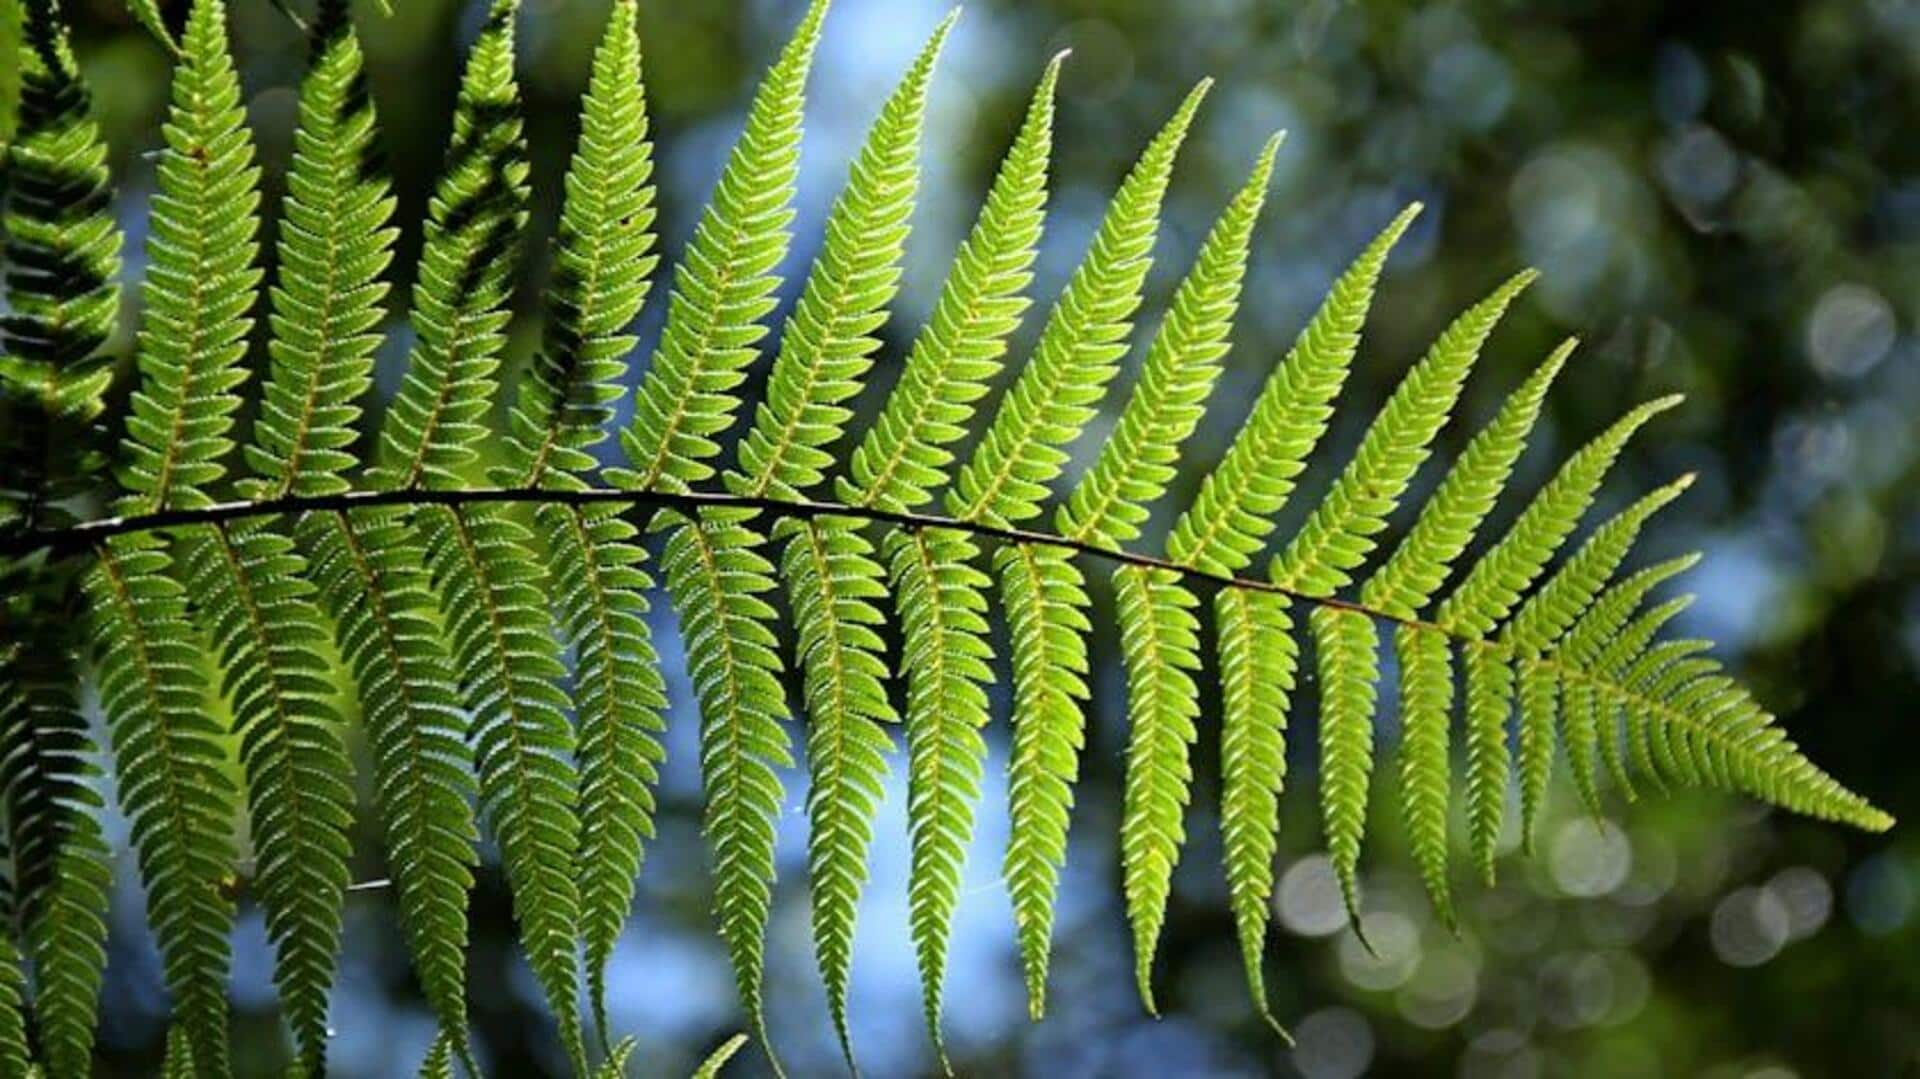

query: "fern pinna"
left=0, top=0, right=1893, bottom=1075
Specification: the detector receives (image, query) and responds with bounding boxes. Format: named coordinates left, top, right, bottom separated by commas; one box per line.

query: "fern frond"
left=0, top=628, right=110, bottom=1079
left=1166, top=204, right=1421, bottom=575
left=548, top=504, right=664, bottom=1048
left=841, top=51, right=1061, bottom=513
left=1513, top=656, right=1557, bottom=855
left=616, top=0, right=827, bottom=493
left=1114, top=566, right=1203, bottom=1012
left=1434, top=394, right=1682, bottom=636
left=782, top=517, right=893, bottom=1063
left=373, top=0, right=529, bottom=492
left=2, top=0, right=121, bottom=505
left=1461, top=643, right=1512, bottom=883
left=658, top=511, right=792, bottom=1059
left=947, top=79, right=1207, bottom=527
left=178, top=521, right=352, bottom=1075
left=996, top=540, right=1089, bottom=1018
left=730, top=8, right=952, bottom=502
left=1058, top=133, right=1281, bottom=548
left=891, top=526, right=994, bottom=1067
left=1501, top=474, right=1694, bottom=657
left=85, top=540, right=236, bottom=1077
left=1393, top=623, right=1454, bottom=927
left=1310, top=606, right=1379, bottom=937
left=246, top=0, right=396, bottom=500
left=115, top=0, right=260, bottom=516
left=1361, top=338, right=1574, bottom=618
left=1215, top=587, right=1295, bottom=1027
left=298, top=509, right=477, bottom=1059
left=0, top=930, right=25, bottom=1078
left=416, top=502, right=585, bottom=1069
left=497, top=0, right=663, bottom=1044
left=1272, top=270, right=1536, bottom=595
left=503, top=0, right=655, bottom=489
left=693, top=1034, right=750, bottom=1079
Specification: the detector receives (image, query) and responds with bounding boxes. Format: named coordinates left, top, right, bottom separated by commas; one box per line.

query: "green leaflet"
left=248, top=0, right=397, bottom=501
left=842, top=52, right=1061, bottom=514
left=996, top=540, right=1089, bottom=1018
left=1394, top=624, right=1454, bottom=928
left=891, top=527, right=994, bottom=1067
left=0, top=624, right=111, bottom=1079
left=1435, top=394, right=1683, bottom=637
left=2, top=0, right=121, bottom=508
left=659, top=511, right=792, bottom=1061
left=693, top=1034, right=750, bottom=1079
left=178, top=521, right=352, bottom=1075
left=86, top=539, right=237, bottom=1078
left=1462, top=644, right=1513, bottom=884
left=948, top=79, right=1209, bottom=527
left=298, top=509, right=477, bottom=1061
left=1310, top=606, right=1379, bottom=938
left=1362, top=337, right=1575, bottom=619
left=617, top=0, right=827, bottom=493
left=1216, top=587, right=1295, bottom=1028
left=731, top=9, right=952, bottom=502
left=498, top=0, right=663, bottom=1046
left=783, top=517, right=893, bottom=1064
left=1115, top=566, right=1203, bottom=1012
left=1272, top=270, right=1536, bottom=595
left=1514, top=656, right=1558, bottom=856
left=1060, top=133, right=1282, bottom=548
left=1166, top=204, right=1421, bottom=575
left=0, top=929, right=24, bottom=1077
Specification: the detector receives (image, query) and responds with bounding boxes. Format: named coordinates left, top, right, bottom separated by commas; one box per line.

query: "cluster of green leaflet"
left=0, top=0, right=1891, bottom=1075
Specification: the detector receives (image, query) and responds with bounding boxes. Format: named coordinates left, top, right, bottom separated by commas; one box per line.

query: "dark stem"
left=2, top=484, right=1446, bottom=633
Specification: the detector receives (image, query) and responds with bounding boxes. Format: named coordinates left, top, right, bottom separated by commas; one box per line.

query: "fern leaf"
left=841, top=51, right=1061, bottom=513
left=85, top=540, right=236, bottom=1077
left=1513, top=656, right=1558, bottom=855
left=1501, top=474, right=1694, bottom=656
left=298, top=510, right=478, bottom=1060
left=1361, top=338, right=1574, bottom=619
left=1394, top=624, right=1454, bottom=927
left=0, top=629, right=111, bottom=1079
left=1114, top=566, right=1204, bottom=1012
left=1059, top=133, right=1282, bottom=548
left=0, top=930, right=25, bottom=1078
left=891, top=527, right=994, bottom=1066
left=548, top=503, right=665, bottom=1047
left=1215, top=587, right=1295, bottom=1026
left=948, top=79, right=1209, bottom=527
left=782, top=517, right=893, bottom=1063
left=504, top=0, right=656, bottom=489
left=246, top=0, right=396, bottom=500
left=1272, top=270, right=1536, bottom=595
left=373, top=0, right=529, bottom=492
left=497, top=0, right=663, bottom=1044
left=693, top=1034, right=750, bottom=1079
left=1166, top=204, right=1421, bottom=575
left=1310, top=606, right=1379, bottom=936
left=417, top=503, right=585, bottom=1069
left=1434, top=394, right=1683, bottom=636
left=115, top=0, right=260, bottom=517
left=1461, top=644, right=1513, bottom=884
left=2, top=0, right=121, bottom=504
left=659, top=512, right=793, bottom=1058
left=594, top=1037, right=637, bottom=1078
left=616, top=0, right=827, bottom=493
left=1559, top=678, right=1603, bottom=818
left=996, top=540, right=1089, bottom=1018
left=730, top=9, right=952, bottom=502
left=178, top=521, right=352, bottom=1074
